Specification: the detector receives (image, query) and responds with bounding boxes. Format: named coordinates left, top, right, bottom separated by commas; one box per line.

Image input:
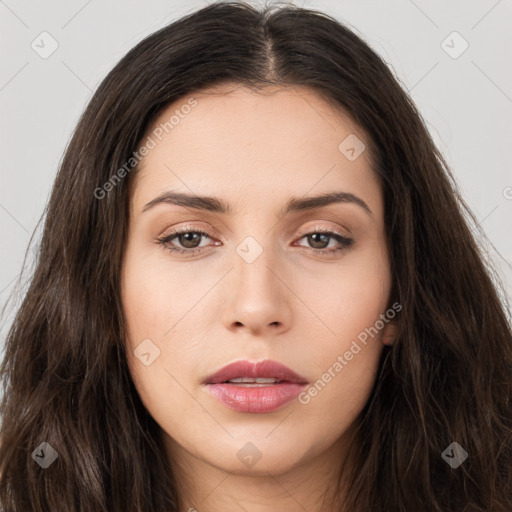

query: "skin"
left=121, top=83, right=398, bottom=512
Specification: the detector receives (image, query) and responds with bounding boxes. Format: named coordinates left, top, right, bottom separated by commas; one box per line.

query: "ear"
left=381, top=321, right=399, bottom=346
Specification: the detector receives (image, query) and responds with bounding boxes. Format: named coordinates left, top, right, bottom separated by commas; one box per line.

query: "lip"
left=203, top=360, right=308, bottom=414
left=204, top=359, right=308, bottom=385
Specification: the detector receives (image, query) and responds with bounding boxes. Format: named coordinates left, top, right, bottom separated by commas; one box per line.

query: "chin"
left=196, top=435, right=311, bottom=476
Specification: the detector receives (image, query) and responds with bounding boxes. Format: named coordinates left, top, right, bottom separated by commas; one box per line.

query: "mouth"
left=220, top=377, right=284, bottom=387
left=203, top=360, right=308, bottom=413
left=203, top=359, right=308, bottom=385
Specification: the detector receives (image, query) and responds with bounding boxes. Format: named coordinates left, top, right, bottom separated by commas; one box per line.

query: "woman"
left=1, top=2, right=511, bottom=511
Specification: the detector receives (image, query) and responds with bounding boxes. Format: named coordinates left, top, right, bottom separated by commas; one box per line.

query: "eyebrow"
left=142, top=190, right=372, bottom=217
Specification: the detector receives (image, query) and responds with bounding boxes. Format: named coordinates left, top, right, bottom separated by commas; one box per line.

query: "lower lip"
left=206, top=382, right=306, bottom=413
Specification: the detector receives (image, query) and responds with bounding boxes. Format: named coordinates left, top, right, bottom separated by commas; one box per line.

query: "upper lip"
left=203, top=359, right=308, bottom=384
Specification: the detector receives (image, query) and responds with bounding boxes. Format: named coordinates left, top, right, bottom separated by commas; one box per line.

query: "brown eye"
left=306, top=233, right=331, bottom=249
left=295, top=230, right=354, bottom=254
left=157, top=228, right=215, bottom=255
left=176, top=232, right=203, bottom=249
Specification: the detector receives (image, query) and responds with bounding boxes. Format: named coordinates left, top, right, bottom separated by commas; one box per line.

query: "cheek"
left=295, top=355, right=381, bottom=457
left=121, top=231, right=229, bottom=333
left=295, top=301, right=386, bottom=447
left=121, top=245, right=199, bottom=348
left=127, top=354, right=206, bottom=453
left=121, top=247, right=211, bottom=431
left=123, top=308, right=203, bottom=447
left=294, top=244, right=390, bottom=420
left=300, top=240, right=391, bottom=344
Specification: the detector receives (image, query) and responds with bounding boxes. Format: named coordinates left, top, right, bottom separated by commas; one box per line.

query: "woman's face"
left=121, top=84, right=395, bottom=477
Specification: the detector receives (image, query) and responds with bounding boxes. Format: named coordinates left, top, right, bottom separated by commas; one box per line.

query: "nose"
left=221, top=239, right=293, bottom=336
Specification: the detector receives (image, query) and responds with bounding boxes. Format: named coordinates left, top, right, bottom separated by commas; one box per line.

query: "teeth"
left=227, top=377, right=279, bottom=384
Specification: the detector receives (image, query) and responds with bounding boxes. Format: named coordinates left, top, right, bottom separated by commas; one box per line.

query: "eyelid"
left=156, top=222, right=355, bottom=260
left=159, top=222, right=351, bottom=243
left=294, top=223, right=351, bottom=239
left=158, top=222, right=219, bottom=241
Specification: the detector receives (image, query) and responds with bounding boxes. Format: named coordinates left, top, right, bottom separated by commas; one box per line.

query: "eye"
left=156, top=227, right=217, bottom=256
left=156, top=226, right=355, bottom=257
left=294, top=228, right=354, bottom=256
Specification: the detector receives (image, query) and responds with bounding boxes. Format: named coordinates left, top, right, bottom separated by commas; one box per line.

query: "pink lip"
left=203, top=360, right=308, bottom=414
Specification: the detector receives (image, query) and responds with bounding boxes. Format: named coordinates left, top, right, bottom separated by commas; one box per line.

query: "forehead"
left=130, top=84, right=381, bottom=215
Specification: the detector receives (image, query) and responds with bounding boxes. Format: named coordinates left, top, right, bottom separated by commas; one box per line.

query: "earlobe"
left=382, top=321, right=399, bottom=346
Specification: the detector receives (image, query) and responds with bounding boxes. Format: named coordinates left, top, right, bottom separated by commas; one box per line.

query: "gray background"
left=1, top=0, right=511, bottom=346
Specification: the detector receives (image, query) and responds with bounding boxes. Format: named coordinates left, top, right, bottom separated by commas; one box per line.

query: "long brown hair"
left=1, top=2, right=511, bottom=510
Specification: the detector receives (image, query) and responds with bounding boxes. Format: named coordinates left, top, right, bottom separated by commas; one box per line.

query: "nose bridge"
left=231, top=206, right=277, bottom=276
left=222, top=231, right=292, bottom=333
left=233, top=232, right=280, bottom=298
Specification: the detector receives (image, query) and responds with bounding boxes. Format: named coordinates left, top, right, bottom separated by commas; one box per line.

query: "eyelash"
left=156, top=225, right=355, bottom=258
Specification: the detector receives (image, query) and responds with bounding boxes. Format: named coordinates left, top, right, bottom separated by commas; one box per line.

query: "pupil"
left=308, top=233, right=328, bottom=249
left=180, top=232, right=200, bottom=248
